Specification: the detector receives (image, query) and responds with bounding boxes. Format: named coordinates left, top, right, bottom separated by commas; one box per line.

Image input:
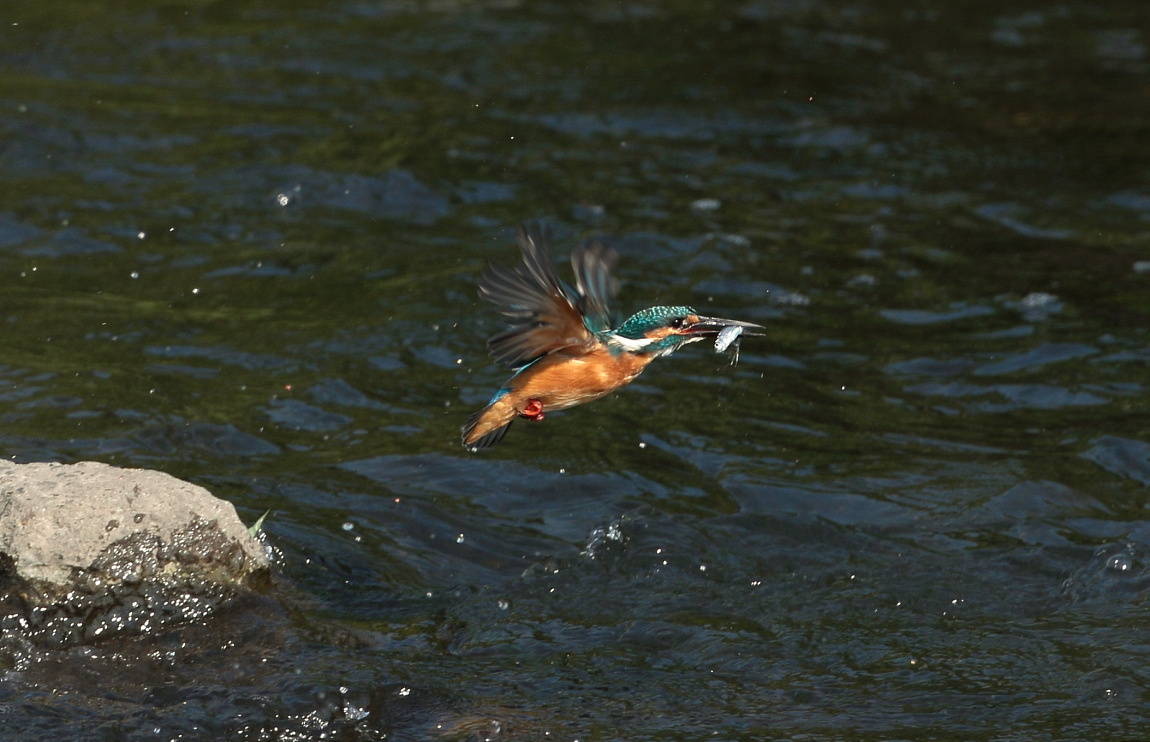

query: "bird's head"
left=606, top=306, right=762, bottom=356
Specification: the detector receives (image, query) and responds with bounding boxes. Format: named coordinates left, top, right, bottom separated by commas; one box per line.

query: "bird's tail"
left=461, top=397, right=516, bottom=450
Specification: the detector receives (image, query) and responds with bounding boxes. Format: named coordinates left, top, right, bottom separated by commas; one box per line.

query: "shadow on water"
left=1, top=0, right=1149, bottom=739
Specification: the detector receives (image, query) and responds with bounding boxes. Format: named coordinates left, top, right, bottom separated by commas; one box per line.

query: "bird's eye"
left=669, top=317, right=687, bottom=329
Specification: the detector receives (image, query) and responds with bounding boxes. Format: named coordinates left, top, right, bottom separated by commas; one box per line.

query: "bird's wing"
left=479, top=223, right=616, bottom=369
left=571, top=239, right=618, bottom=333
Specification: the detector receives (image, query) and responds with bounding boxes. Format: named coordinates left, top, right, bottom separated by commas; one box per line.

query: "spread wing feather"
left=571, top=240, right=618, bottom=333
left=478, top=222, right=618, bottom=369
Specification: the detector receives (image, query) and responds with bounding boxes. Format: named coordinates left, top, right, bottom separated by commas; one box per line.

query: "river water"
left=1, top=1, right=1148, bottom=739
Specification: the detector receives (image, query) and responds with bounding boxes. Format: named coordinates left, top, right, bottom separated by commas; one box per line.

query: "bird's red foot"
left=519, top=398, right=545, bottom=421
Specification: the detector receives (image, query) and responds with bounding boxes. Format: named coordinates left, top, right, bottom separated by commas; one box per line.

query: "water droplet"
left=1106, top=554, right=1131, bottom=572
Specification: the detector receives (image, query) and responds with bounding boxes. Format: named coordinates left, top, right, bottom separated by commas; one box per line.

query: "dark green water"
left=2, top=0, right=1148, bottom=739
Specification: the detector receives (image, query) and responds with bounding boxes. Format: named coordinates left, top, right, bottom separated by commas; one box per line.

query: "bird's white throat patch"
left=606, top=332, right=699, bottom=357
left=605, top=333, right=655, bottom=353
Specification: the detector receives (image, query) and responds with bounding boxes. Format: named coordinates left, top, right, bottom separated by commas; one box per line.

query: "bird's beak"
left=682, top=315, right=764, bottom=337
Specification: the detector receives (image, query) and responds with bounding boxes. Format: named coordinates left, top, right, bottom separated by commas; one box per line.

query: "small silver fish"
left=714, top=324, right=743, bottom=353
left=714, top=324, right=744, bottom=365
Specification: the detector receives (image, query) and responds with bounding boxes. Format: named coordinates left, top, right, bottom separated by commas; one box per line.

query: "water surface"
left=1, top=1, right=1148, bottom=739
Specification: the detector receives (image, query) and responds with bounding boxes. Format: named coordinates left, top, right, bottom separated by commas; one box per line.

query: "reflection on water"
left=1, top=0, right=1148, bottom=738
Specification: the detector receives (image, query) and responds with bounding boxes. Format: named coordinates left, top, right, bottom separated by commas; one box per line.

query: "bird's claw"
left=519, top=398, right=546, bottom=421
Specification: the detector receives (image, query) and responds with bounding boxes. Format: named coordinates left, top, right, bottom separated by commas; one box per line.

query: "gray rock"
left=0, top=461, right=270, bottom=648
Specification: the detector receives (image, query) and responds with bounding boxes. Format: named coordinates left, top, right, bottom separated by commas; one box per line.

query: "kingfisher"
left=461, top=222, right=762, bottom=450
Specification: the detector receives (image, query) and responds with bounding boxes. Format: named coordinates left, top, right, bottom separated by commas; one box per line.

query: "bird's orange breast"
left=509, top=347, right=654, bottom=410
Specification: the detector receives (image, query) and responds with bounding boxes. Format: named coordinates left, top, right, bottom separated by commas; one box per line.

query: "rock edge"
left=0, top=460, right=269, bottom=603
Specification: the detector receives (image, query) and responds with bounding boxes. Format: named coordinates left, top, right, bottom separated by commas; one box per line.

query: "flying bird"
left=462, top=223, right=761, bottom=449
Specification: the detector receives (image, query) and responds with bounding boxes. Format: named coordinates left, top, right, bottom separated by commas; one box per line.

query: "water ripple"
left=973, top=342, right=1097, bottom=376
left=1081, top=436, right=1150, bottom=485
